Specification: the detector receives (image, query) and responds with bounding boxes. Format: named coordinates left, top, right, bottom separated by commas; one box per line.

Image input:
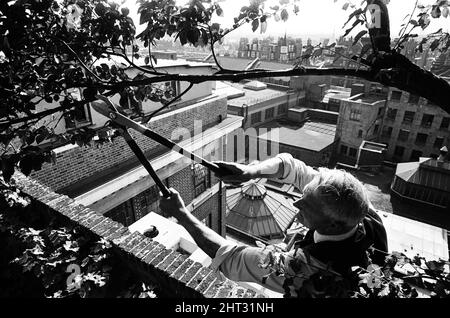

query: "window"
left=358, top=130, right=363, bottom=138
left=341, top=145, right=348, bottom=155
left=265, top=107, right=275, bottom=120
left=374, top=125, right=379, bottom=134
left=408, top=94, right=420, bottom=104
left=440, top=117, right=450, bottom=130
left=386, top=108, right=398, bottom=121
left=381, top=126, right=393, bottom=138
left=403, top=111, right=415, bottom=124
left=105, top=201, right=135, bottom=227
left=434, top=137, right=445, bottom=149
left=421, top=114, right=434, bottom=128
left=398, top=129, right=410, bottom=142
left=391, top=91, right=402, bottom=101
left=415, top=133, right=428, bottom=146
left=251, top=112, right=262, bottom=124
left=394, top=146, right=405, bottom=158
left=192, top=163, right=211, bottom=198
left=377, top=107, right=384, bottom=117
left=410, top=150, right=423, bottom=161
left=278, top=103, right=288, bottom=115
left=350, top=108, right=362, bottom=121
left=349, top=148, right=358, bottom=158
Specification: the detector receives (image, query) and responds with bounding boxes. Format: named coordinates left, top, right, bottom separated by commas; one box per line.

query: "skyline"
left=122, top=0, right=450, bottom=42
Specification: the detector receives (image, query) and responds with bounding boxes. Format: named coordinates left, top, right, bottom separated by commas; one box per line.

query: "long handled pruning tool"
left=91, top=96, right=226, bottom=198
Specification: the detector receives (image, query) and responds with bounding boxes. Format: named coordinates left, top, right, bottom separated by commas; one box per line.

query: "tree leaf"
left=353, top=30, right=367, bottom=46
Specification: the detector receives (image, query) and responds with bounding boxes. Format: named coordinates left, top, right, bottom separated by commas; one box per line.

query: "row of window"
left=105, top=164, right=212, bottom=227
left=393, top=146, right=446, bottom=162
left=64, top=83, right=180, bottom=130
left=385, top=108, right=450, bottom=129
left=390, top=91, right=420, bottom=104
left=340, top=145, right=358, bottom=158
left=250, top=103, right=288, bottom=125
left=382, top=127, right=446, bottom=148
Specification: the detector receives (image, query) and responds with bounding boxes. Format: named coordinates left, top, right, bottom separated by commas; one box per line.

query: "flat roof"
left=377, top=211, right=448, bottom=261
left=214, top=81, right=245, bottom=99
left=322, top=89, right=351, bottom=103
left=258, top=120, right=337, bottom=152
left=227, top=82, right=287, bottom=107
left=349, top=93, right=386, bottom=104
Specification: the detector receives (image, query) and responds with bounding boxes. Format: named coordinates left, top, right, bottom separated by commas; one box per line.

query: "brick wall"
left=12, top=172, right=261, bottom=298
left=30, top=96, right=227, bottom=192
left=168, top=165, right=224, bottom=236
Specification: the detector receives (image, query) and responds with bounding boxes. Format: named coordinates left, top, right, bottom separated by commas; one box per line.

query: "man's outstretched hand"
left=159, top=188, right=188, bottom=221
left=213, top=161, right=256, bottom=186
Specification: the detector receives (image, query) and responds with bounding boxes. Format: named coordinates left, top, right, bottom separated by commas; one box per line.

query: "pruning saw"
left=91, top=96, right=225, bottom=198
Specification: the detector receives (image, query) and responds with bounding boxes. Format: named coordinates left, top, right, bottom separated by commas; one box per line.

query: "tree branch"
left=54, top=37, right=105, bottom=83
left=2, top=55, right=450, bottom=130
left=142, top=82, right=194, bottom=124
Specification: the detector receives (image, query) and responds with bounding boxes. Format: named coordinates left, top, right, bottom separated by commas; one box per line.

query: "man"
left=159, top=153, right=388, bottom=297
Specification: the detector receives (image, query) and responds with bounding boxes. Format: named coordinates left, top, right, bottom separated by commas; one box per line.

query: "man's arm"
left=159, top=188, right=228, bottom=259
left=159, top=188, right=324, bottom=295
left=215, top=153, right=319, bottom=190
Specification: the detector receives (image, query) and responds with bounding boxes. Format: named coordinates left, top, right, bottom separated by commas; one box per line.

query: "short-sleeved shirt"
left=210, top=154, right=338, bottom=296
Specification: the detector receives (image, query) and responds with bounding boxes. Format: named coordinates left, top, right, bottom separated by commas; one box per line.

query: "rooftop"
left=396, top=158, right=450, bottom=193
left=322, top=87, right=352, bottom=103
left=227, top=82, right=287, bottom=107
left=378, top=211, right=448, bottom=261
left=258, top=119, right=337, bottom=152
left=226, top=181, right=298, bottom=239
left=348, top=93, right=387, bottom=105
left=347, top=167, right=450, bottom=230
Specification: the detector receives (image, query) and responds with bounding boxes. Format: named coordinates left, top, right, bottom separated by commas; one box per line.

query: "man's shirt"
left=210, top=154, right=345, bottom=296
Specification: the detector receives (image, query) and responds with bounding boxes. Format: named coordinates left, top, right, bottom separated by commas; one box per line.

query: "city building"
left=379, top=88, right=450, bottom=163
left=225, top=81, right=303, bottom=130
left=237, top=36, right=303, bottom=63
left=29, top=58, right=243, bottom=236
left=255, top=110, right=338, bottom=167
left=391, top=151, right=450, bottom=212
left=335, top=83, right=388, bottom=165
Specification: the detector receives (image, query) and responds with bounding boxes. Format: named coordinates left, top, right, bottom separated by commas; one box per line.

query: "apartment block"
left=379, top=90, right=450, bottom=162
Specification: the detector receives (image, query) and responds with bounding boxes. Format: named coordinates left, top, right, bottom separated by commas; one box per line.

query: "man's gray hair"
left=305, top=168, right=370, bottom=228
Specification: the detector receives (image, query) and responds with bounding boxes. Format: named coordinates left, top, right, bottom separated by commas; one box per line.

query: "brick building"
left=378, top=89, right=450, bottom=163
left=29, top=59, right=243, bottom=236
left=335, top=84, right=387, bottom=165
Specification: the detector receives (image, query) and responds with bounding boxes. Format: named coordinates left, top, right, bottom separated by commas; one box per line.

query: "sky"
left=122, top=0, right=450, bottom=42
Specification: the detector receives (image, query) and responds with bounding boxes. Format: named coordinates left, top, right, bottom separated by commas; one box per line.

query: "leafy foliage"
left=0, top=180, right=157, bottom=298
left=0, top=0, right=449, bottom=181
left=259, top=243, right=450, bottom=298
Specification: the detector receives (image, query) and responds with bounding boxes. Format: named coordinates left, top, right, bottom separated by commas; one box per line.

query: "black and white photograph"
left=0, top=0, right=449, bottom=307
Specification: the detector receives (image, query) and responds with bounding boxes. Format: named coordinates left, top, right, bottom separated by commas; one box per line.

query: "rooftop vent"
left=244, top=81, right=267, bottom=91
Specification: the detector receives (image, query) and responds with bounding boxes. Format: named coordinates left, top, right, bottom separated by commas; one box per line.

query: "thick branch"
left=98, top=67, right=374, bottom=88
left=2, top=58, right=450, bottom=130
